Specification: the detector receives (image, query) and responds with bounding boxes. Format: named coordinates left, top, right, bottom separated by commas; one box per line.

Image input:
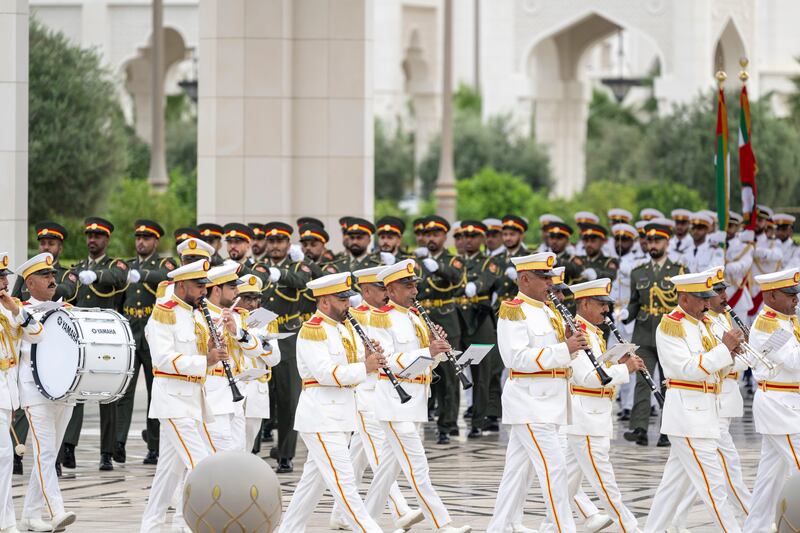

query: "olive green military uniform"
left=418, top=249, right=466, bottom=435
left=254, top=257, right=313, bottom=461
left=61, top=256, right=128, bottom=458
left=623, top=258, right=684, bottom=432
left=457, top=253, right=500, bottom=432
left=115, top=254, right=177, bottom=454
left=491, top=246, right=528, bottom=305
left=323, top=252, right=381, bottom=274
left=571, top=253, right=619, bottom=282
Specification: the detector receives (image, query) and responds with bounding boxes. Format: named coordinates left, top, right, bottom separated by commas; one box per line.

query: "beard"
left=649, top=247, right=665, bottom=259
left=348, top=244, right=366, bottom=257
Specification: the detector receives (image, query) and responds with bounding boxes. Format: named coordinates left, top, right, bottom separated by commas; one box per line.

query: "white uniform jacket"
left=370, top=303, right=435, bottom=423
left=565, top=316, right=630, bottom=438
left=750, top=235, right=784, bottom=298
left=778, top=238, right=800, bottom=269
left=724, top=237, right=754, bottom=321
left=294, top=312, right=367, bottom=433
left=749, top=306, right=800, bottom=434
left=144, top=295, right=213, bottom=422
left=705, top=311, right=748, bottom=418
left=611, top=251, right=647, bottom=338
left=656, top=307, right=734, bottom=439
left=0, top=299, right=42, bottom=411
left=243, top=320, right=281, bottom=419
left=497, top=293, right=573, bottom=426
left=669, top=234, right=694, bottom=262
left=349, top=304, right=379, bottom=413
left=197, top=302, right=261, bottom=416
left=680, top=240, right=725, bottom=274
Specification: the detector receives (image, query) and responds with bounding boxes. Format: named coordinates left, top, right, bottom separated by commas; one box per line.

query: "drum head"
left=32, top=309, right=81, bottom=400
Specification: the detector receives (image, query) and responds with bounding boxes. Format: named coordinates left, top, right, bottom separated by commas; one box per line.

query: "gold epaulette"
left=234, top=307, right=250, bottom=322
left=267, top=320, right=279, bottom=335
left=156, top=280, right=170, bottom=298
left=658, top=312, right=685, bottom=338
left=370, top=308, right=392, bottom=329
left=349, top=307, right=369, bottom=326
left=151, top=302, right=176, bottom=325
left=753, top=312, right=780, bottom=334
left=498, top=299, right=525, bottom=321
left=299, top=316, right=327, bottom=341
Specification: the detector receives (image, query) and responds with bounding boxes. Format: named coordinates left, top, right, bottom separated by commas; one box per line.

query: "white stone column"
left=198, top=0, right=374, bottom=250
left=0, top=0, right=28, bottom=264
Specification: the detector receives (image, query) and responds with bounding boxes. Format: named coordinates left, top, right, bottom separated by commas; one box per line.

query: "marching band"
left=0, top=205, right=798, bottom=532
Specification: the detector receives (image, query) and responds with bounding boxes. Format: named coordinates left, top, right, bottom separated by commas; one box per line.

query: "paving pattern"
left=12, top=378, right=763, bottom=532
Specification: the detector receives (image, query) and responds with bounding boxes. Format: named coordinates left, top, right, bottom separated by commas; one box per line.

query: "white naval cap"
left=177, top=238, right=216, bottom=258
left=690, top=212, right=714, bottom=228
left=702, top=265, right=727, bottom=290
left=353, top=265, right=385, bottom=285
left=634, top=220, right=648, bottom=232
left=608, top=208, right=633, bottom=222
left=207, top=262, right=243, bottom=287
left=238, top=274, right=263, bottom=294
left=757, top=204, right=774, bottom=219
left=671, top=209, right=692, bottom=221
left=550, top=266, right=568, bottom=290
left=612, top=223, right=637, bottom=239
left=754, top=268, right=800, bottom=294
left=639, top=208, right=664, bottom=220
left=377, top=258, right=418, bottom=285
left=669, top=272, right=716, bottom=298
left=17, top=252, right=55, bottom=280
left=574, top=211, right=599, bottom=224
left=650, top=217, right=675, bottom=228
left=538, top=213, right=563, bottom=226
left=168, top=258, right=210, bottom=283
left=511, top=252, right=556, bottom=275
left=306, top=271, right=358, bottom=297
left=0, top=253, right=11, bottom=275
left=482, top=218, right=503, bottom=231
left=568, top=278, right=613, bottom=303
left=773, top=213, right=796, bottom=226
left=728, top=211, right=743, bottom=224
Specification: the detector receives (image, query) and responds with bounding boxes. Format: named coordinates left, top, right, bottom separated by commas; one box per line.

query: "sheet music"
left=456, top=344, right=494, bottom=366
left=396, top=356, right=434, bottom=380
left=599, top=343, right=637, bottom=364
left=762, top=328, right=792, bottom=356
left=234, top=368, right=268, bottom=382
left=246, top=308, right=278, bottom=330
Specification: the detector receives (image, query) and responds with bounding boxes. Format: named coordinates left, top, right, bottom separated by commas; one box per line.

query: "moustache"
left=48, top=282, right=57, bottom=289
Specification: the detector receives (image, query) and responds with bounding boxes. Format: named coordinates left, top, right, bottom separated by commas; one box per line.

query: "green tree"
left=374, top=119, right=414, bottom=201
left=28, top=18, right=129, bottom=222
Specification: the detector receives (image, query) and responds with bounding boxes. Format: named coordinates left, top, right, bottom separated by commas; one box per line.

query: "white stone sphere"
left=776, top=472, right=800, bottom=533
left=183, top=451, right=282, bottom=532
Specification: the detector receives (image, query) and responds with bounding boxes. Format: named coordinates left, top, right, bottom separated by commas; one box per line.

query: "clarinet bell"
left=396, top=385, right=412, bottom=404
left=231, top=385, right=245, bottom=403
left=458, top=371, right=473, bottom=390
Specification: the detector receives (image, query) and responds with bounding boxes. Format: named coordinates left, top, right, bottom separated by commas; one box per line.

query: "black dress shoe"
left=276, top=458, right=293, bottom=473
left=467, top=427, right=482, bottom=439
left=617, top=408, right=631, bottom=421
left=464, top=406, right=473, bottom=419
left=143, top=450, right=159, bottom=465
left=484, top=422, right=500, bottom=432
left=650, top=406, right=658, bottom=417
left=62, top=444, right=76, bottom=469
left=449, top=428, right=459, bottom=437
left=437, top=432, right=450, bottom=445
left=269, top=446, right=279, bottom=460
left=262, top=429, right=273, bottom=443
left=428, top=410, right=435, bottom=422
left=113, top=442, right=126, bottom=463
left=657, top=434, right=671, bottom=447
left=623, top=428, right=648, bottom=446
left=13, top=454, right=22, bottom=475
left=55, top=462, right=62, bottom=478
left=99, top=453, right=114, bottom=471
left=141, top=429, right=148, bottom=443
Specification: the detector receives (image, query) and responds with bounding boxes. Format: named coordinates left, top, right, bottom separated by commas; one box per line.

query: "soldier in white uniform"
left=723, top=213, right=754, bottom=328
left=0, top=253, right=45, bottom=533
left=363, top=259, right=472, bottom=533
left=745, top=268, right=800, bottom=532
left=16, top=253, right=77, bottom=532
left=330, top=266, right=422, bottom=531
left=563, top=278, right=644, bottom=532
left=140, top=260, right=228, bottom=533
left=487, top=252, right=588, bottom=533
left=749, top=206, right=784, bottom=317
left=773, top=213, right=800, bottom=269
left=277, top=272, right=385, bottom=533
left=679, top=212, right=724, bottom=273
left=669, top=209, right=694, bottom=259
left=644, top=271, right=744, bottom=532
left=201, top=262, right=262, bottom=452
left=235, top=274, right=281, bottom=453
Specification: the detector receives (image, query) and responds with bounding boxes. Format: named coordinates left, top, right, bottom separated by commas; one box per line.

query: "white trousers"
left=744, top=433, right=800, bottom=532
left=673, top=417, right=751, bottom=527
left=278, top=431, right=381, bottom=533
left=364, top=421, right=451, bottom=530
left=332, top=410, right=411, bottom=524
left=487, top=423, right=576, bottom=533
left=22, top=404, right=74, bottom=522
left=245, top=417, right=261, bottom=454
left=644, top=436, right=741, bottom=533
left=204, top=411, right=241, bottom=452
left=0, top=409, right=14, bottom=529
left=140, top=418, right=215, bottom=533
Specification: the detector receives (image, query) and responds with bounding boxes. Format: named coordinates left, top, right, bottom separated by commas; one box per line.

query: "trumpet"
left=707, top=314, right=776, bottom=371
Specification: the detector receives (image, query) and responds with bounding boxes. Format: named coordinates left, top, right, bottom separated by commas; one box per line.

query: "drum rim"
left=31, top=307, right=77, bottom=401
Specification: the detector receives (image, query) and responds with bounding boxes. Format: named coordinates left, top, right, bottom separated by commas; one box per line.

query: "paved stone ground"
left=12, top=377, right=762, bottom=532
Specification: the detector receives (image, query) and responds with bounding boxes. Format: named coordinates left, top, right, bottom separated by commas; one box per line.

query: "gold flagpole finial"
left=716, top=70, right=727, bottom=88
left=739, top=57, right=749, bottom=83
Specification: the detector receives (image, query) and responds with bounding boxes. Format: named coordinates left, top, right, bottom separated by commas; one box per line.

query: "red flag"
left=739, top=85, right=758, bottom=229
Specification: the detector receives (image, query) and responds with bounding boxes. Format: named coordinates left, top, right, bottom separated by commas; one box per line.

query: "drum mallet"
left=10, top=417, right=25, bottom=456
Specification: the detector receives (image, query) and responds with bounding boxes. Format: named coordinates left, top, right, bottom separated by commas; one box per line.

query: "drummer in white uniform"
left=234, top=274, right=281, bottom=452
left=140, top=259, right=229, bottom=533
left=16, top=253, right=77, bottom=532
left=0, top=253, right=46, bottom=533
left=201, top=262, right=262, bottom=452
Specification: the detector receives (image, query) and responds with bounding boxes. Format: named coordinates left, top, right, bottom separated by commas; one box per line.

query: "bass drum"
left=31, top=307, right=135, bottom=403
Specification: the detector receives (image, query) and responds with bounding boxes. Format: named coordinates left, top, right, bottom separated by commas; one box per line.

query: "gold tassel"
left=194, top=321, right=209, bottom=355
left=156, top=281, right=169, bottom=298
left=370, top=311, right=392, bottom=329
left=414, top=321, right=430, bottom=348
left=350, top=308, right=369, bottom=326
left=658, top=316, right=685, bottom=338
left=753, top=314, right=779, bottom=334
left=267, top=320, right=279, bottom=334
left=151, top=305, right=176, bottom=325
left=498, top=301, right=525, bottom=321
left=299, top=323, right=327, bottom=342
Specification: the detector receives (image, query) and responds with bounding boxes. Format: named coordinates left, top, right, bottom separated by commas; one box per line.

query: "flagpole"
left=715, top=70, right=729, bottom=252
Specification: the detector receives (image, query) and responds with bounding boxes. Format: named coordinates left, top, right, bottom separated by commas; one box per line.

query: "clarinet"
left=198, top=298, right=245, bottom=402
left=546, top=289, right=613, bottom=386
left=724, top=305, right=751, bottom=337
left=603, top=315, right=665, bottom=408
left=412, top=300, right=473, bottom=389
left=345, top=311, right=412, bottom=404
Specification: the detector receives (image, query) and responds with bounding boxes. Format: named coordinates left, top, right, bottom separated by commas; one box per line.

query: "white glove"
left=414, top=247, right=430, bottom=258
left=739, top=229, right=755, bottom=243
left=380, top=252, right=396, bottom=266
left=78, top=270, right=97, bottom=285
left=422, top=258, right=439, bottom=272
left=618, top=308, right=629, bottom=322
left=491, top=292, right=498, bottom=305
left=583, top=268, right=597, bottom=281
left=289, top=244, right=304, bottom=263
left=349, top=293, right=363, bottom=308
left=268, top=267, right=281, bottom=283
left=505, top=266, right=518, bottom=281
left=465, top=282, right=477, bottom=298
left=126, top=269, right=141, bottom=284
left=753, top=247, right=768, bottom=260
left=707, top=230, right=727, bottom=247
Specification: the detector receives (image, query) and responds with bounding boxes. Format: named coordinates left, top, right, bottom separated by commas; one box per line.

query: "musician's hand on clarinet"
left=0, top=290, right=19, bottom=316
left=721, top=328, right=745, bottom=355
left=364, top=346, right=387, bottom=373
left=220, top=308, right=237, bottom=336
left=206, top=345, right=230, bottom=367
left=625, top=354, right=646, bottom=373
left=432, top=323, right=447, bottom=340
left=565, top=329, right=588, bottom=354
left=429, top=339, right=452, bottom=358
